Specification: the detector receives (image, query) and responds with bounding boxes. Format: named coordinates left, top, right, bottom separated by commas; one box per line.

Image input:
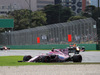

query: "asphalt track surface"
left=0, top=50, right=100, bottom=63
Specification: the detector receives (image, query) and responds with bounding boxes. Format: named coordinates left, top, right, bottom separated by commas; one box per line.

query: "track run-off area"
left=0, top=50, right=100, bottom=75
left=0, top=50, right=100, bottom=63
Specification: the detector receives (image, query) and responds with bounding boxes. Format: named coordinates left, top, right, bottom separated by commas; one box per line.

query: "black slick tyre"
left=73, top=55, right=82, bottom=62
left=23, top=55, right=32, bottom=62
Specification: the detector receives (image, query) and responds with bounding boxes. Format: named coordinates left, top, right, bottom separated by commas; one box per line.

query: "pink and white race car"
left=21, top=48, right=82, bottom=63
left=0, top=46, right=10, bottom=50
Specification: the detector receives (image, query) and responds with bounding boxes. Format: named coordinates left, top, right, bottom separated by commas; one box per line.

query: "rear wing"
left=68, top=47, right=77, bottom=53
left=67, top=46, right=85, bottom=53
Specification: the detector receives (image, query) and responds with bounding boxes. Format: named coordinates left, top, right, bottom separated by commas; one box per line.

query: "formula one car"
left=0, top=46, right=10, bottom=50
left=67, top=46, right=85, bottom=54
left=20, top=48, right=82, bottom=63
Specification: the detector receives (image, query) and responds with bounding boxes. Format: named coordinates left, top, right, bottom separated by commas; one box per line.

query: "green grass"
left=0, top=56, right=100, bottom=66
left=0, top=56, right=53, bottom=66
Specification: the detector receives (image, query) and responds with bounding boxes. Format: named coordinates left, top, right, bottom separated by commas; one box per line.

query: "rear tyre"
left=73, top=55, right=82, bottom=62
left=23, top=55, right=32, bottom=62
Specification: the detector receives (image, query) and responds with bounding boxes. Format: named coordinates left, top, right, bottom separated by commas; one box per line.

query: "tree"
left=32, top=11, right=47, bottom=27
left=82, top=5, right=96, bottom=17
left=68, top=16, right=86, bottom=21
left=43, top=4, right=72, bottom=24
left=8, top=9, right=47, bottom=30
left=82, top=5, right=100, bottom=23
left=8, top=9, right=31, bottom=30
left=92, top=7, right=100, bottom=22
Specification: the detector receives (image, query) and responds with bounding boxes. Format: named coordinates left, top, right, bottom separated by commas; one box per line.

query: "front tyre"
left=23, top=55, right=32, bottom=62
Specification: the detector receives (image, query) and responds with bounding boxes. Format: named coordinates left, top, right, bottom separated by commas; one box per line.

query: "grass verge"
left=0, top=56, right=100, bottom=66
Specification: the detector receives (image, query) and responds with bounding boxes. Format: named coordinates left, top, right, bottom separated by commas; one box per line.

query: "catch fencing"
left=0, top=18, right=97, bottom=45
